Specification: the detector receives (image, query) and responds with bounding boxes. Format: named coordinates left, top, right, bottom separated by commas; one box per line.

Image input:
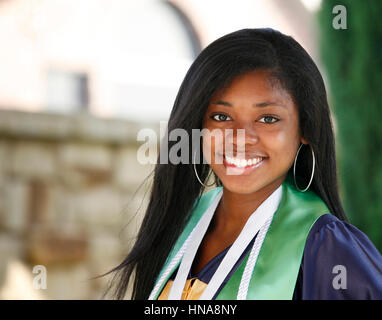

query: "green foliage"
left=318, top=0, right=382, bottom=250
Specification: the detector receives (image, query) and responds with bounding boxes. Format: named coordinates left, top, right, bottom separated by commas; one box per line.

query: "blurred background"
left=0, top=0, right=380, bottom=299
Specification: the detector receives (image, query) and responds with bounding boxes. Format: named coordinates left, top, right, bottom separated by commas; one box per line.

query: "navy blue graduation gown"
left=164, top=214, right=382, bottom=299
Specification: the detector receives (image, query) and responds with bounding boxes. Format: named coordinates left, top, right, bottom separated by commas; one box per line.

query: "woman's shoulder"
left=307, top=213, right=382, bottom=257
left=296, top=213, right=382, bottom=299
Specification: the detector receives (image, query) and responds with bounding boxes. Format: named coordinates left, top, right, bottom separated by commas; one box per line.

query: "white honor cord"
left=148, top=190, right=223, bottom=300
left=149, top=185, right=282, bottom=300
left=148, top=235, right=189, bottom=300
left=198, top=185, right=282, bottom=300
left=236, top=216, right=273, bottom=300
left=167, top=190, right=223, bottom=299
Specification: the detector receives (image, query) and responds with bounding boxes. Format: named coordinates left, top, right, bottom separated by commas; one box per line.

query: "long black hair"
left=104, top=28, right=348, bottom=300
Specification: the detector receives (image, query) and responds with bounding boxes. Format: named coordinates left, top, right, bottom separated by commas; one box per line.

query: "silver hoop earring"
left=193, top=150, right=215, bottom=188
left=293, top=143, right=315, bottom=192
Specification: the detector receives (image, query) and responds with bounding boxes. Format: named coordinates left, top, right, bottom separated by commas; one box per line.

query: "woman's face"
left=202, top=69, right=307, bottom=194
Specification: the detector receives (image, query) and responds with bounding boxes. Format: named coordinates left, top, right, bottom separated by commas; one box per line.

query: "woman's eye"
left=211, top=114, right=231, bottom=122
left=259, top=116, right=279, bottom=124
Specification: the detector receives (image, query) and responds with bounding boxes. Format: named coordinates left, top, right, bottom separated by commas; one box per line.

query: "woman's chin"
left=219, top=178, right=263, bottom=195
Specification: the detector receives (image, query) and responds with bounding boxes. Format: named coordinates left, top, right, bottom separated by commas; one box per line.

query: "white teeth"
left=225, top=156, right=263, bottom=168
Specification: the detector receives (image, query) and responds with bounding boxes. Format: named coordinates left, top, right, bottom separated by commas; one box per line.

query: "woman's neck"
left=213, top=177, right=285, bottom=234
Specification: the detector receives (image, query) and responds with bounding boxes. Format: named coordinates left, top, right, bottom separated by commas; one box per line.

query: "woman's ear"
left=300, top=137, right=309, bottom=145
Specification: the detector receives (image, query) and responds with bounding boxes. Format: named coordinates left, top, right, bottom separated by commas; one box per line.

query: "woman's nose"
left=225, top=124, right=259, bottom=153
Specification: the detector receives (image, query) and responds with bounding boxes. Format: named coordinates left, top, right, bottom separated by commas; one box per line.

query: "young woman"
left=107, top=28, right=382, bottom=300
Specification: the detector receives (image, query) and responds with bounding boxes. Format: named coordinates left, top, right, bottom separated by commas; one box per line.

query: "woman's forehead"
left=208, top=70, right=294, bottom=108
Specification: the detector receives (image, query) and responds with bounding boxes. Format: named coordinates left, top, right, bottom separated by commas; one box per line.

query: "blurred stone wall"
left=0, top=110, right=157, bottom=299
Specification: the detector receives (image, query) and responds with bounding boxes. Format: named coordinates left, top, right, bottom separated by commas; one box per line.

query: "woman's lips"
left=222, top=155, right=266, bottom=175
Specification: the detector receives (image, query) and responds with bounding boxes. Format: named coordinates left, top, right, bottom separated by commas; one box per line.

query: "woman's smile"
left=220, top=153, right=267, bottom=175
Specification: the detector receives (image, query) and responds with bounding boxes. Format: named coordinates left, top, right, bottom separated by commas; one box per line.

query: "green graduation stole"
left=150, top=173, right=330, bottom=300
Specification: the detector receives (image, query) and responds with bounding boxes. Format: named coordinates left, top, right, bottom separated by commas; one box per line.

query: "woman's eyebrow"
left=255, top=101, right=286, bottom=108
left=213, top=100, right=286, bottom=108
left=213, top=100, right=232, bottom=107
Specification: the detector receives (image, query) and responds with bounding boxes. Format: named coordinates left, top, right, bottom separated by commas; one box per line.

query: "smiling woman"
left=104, top=28, right=382, bottom=300
left=202, top=70, right=304, bottom=195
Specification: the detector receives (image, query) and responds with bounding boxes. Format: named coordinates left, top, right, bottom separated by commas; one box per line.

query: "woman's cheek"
left=202, top=138, right=212, bottom=165
left=202, top=128, right=224, bottom=165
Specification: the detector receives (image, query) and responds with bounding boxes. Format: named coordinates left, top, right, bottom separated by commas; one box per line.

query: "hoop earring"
left=193, top=150, right=215, bottom=188
left=293, top=143, right=315, bottom=192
